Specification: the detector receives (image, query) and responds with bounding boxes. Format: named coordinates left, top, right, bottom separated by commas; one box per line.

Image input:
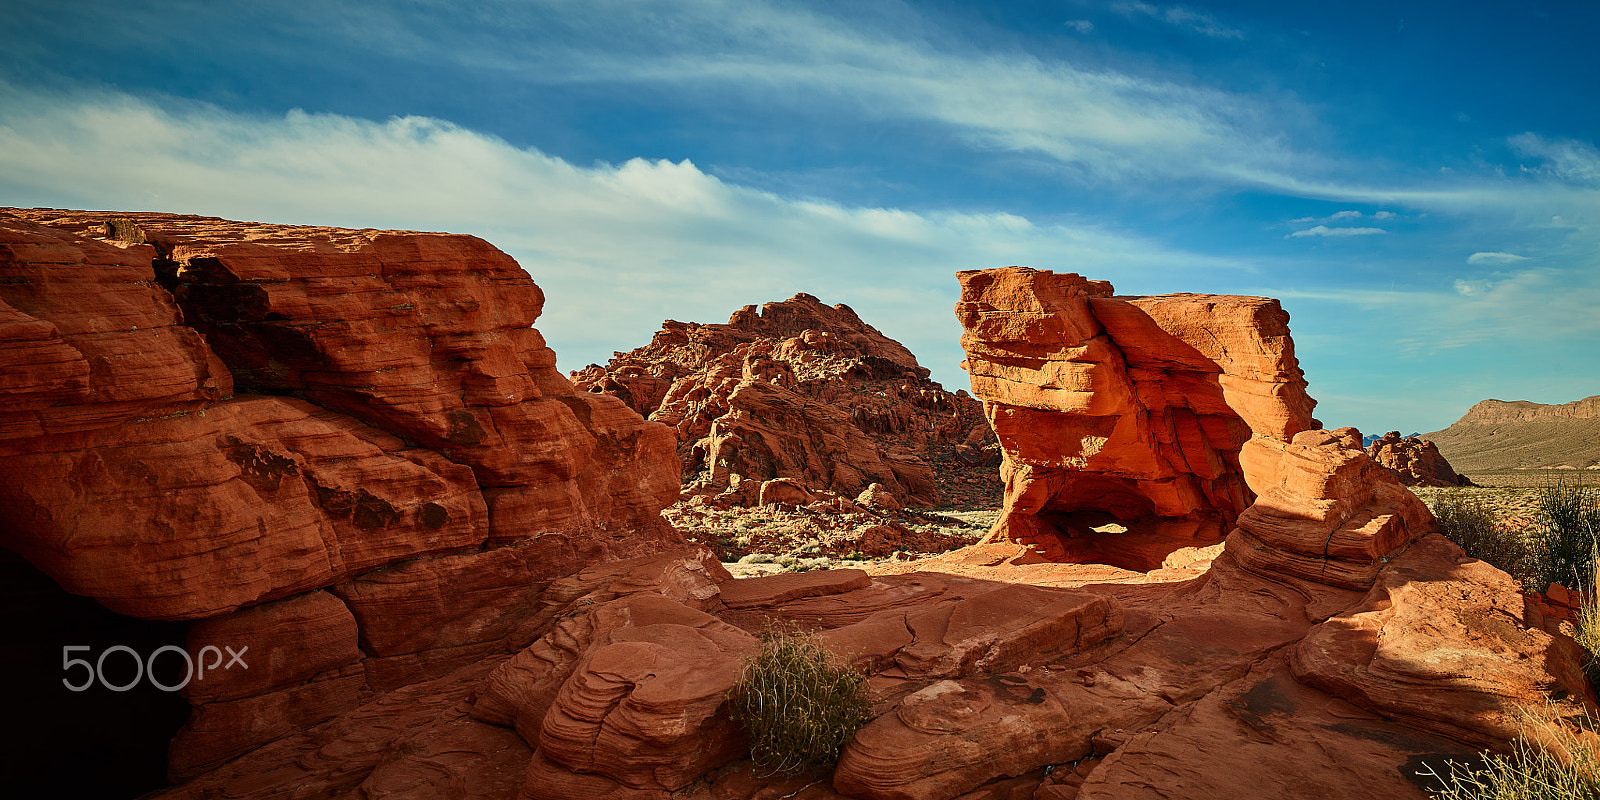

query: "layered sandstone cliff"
left=0, top=209, right=683, bottom=780
left=572, top=293, right=999, bottom=509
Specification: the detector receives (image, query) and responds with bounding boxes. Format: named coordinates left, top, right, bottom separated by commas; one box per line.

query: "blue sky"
left=2, top=0, right=1596, bottom=435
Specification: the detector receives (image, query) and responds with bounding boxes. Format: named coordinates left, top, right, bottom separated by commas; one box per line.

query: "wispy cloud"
left=1466, top=251, right=1529, bottom=265
left=1274, top=265, right=1600, bottom=350
left=267, top=0, right=1299, bottom=187
left=1064, top=19, right=1094, bottom=34
left=1110, top=1, right=1244, bottom=38
left=1287, top=225, right=1387, bottom=238
left=1510, top=133, right=1600, bottom=185
left=0, top=83, right=1242, bottom=385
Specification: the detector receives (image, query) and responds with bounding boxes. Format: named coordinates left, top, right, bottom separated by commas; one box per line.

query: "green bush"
left=729, top=628, right=873, bottom=775
left=1535, top=482, right=1600, bottom=593
left=1422, top=706, right=1600, bottom=800
left=1431, top=492, right=1541, bottom=591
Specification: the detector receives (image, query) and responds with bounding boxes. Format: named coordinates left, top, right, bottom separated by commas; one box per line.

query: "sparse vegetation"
left=1430, top=491, right=1542, bottom=591
left=1421, top=705, right=1600, bottom=800
left=728, top=628, right=874, bottom=775
left=1533, top=482, right=1600, bottom=594
left=1425, top=481, right=1600, bottom=595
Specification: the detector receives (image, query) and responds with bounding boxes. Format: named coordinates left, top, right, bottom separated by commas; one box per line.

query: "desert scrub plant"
left=1421, top=705, right=1600, bottom=799
left=1431, top=491, right=1541, bottom=591
left=1535, top=482, right=1600, bottom=593
left=728, top=628, right=873, bottom=775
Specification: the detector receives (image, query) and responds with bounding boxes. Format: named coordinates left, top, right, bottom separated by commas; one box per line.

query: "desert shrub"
left=1534, top=482, right=1600, bottom=593
left=729, top=628, right=873, bottom=775
left=1422, top=706, right=1600, bottom=800
left=1432, top=492, right=1541, bottom=591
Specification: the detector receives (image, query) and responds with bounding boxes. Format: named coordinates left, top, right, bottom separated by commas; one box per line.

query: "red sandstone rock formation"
left=1366, top=430, right=1475, bottom=487
left=954, top=267, right=1318, bottom=570
left=10, top=237, right=1592, bottom=800
left=0, top=209, right=682, bottom=781
left=571, top=293, right=999, bottom=509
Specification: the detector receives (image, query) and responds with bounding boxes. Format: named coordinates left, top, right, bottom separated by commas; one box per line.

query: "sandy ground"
left=665, top=501, right=1000, bottom=577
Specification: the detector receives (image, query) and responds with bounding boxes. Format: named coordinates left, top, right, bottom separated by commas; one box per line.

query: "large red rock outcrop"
left=13, top=240, right=1593, bottom=800
left=0, top=209, right=683, bottom=784
left=954, top=267, right=1318, bottom=570
left=571, top=293, right=999, bottom=509
left=1367, top=430, right=1475, bottom=487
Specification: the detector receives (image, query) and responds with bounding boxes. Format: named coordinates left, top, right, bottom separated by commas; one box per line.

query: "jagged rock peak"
left=573, top=292, right=999, bottom=509
left=1366, top=431, right=1474, bottom=487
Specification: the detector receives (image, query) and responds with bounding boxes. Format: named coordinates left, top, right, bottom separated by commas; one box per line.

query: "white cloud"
left=0, top=84, right=1244, bottom=388
left=1466, top=251, right=1529, bottom=265
left=1064, top=19, right=1094, bottom=33
left=1329, top=210, right=1362, bottom=220
left=1510, top=133, right=1600, bottom=185
left=1110, top=1, right=1244, bottom=38
left=273, top=0, right=1297, bottom=188
left=1373, top=210, right=1396, bottom=220
left=1287, top=225, right=1387, bottom=238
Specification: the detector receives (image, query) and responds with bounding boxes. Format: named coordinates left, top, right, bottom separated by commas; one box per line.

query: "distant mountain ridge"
left=1453, top=396, right=1600, bottom=426
left=1425, top=394, right=1600, bottom=472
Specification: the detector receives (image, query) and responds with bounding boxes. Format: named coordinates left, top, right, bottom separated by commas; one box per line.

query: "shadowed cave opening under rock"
left=1029, top=505, right=1232, bottom=572
left=0, top=548, right=190, bottom=798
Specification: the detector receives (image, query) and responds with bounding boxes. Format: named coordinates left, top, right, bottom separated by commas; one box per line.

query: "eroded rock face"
left=571, top=293, right=999, bottom=509
left=0, top=209, right=683, bottom=785
left=1366, top=430, right=1474, bottom=487
left=14, top=238, right=1592, bottom=800
left=954, top=267, right=1318, bottom=570
left=1228, top=427, right=1435, bottom=591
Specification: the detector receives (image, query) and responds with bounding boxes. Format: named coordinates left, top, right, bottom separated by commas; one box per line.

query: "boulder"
left=1292, top=533, right=1593, bottom=748
left=856, top=482, right=903, bottom=511
left=758, top=477, right=815, bottom=506
left=1226, top=427, right=1433, bottom=590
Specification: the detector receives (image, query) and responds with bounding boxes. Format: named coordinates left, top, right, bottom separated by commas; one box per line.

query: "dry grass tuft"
left=1422, top=705, right=1600, bottom=800
left=728, top=627, right=874, bottom=775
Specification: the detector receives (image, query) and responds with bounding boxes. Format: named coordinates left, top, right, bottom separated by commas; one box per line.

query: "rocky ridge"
left=571, top=293, right=1001, bottom=511
left=1426, top=395, right=1600, bottom=472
